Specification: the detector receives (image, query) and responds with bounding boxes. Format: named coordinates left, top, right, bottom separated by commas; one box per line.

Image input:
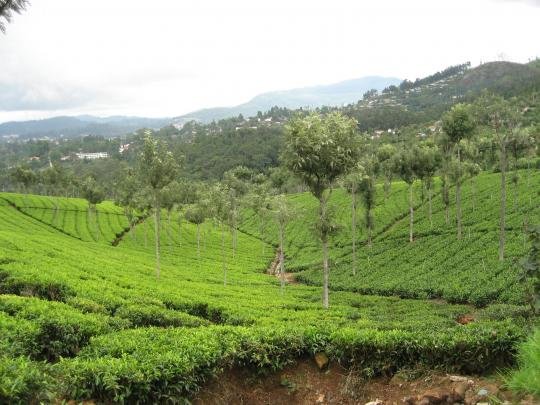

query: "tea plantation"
left=241, top=169, right=540, bottom=306
left=0, top=179, right=535, bottom=403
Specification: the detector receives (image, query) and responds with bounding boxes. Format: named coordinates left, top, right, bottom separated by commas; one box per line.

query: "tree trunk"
left=221, top=224, right=227, bottom=286
left=279, top=220, right=285, bottom=294
left=456, top=180, right=462, bottom=239
left=456, top=146, right=462, bottom=240
left=384, top=178, right=390, bottom=201
left=442, top=177, right=450, bottom=225
left=167, top=209, right=171, bottom=246
left=232, top=205, right=237, bottom=260
left=499, top=143, right=507, bottom=261
left=409, top=183, right=414, bottom=243
left=428, top=185, right=433, bottom=228
left=178, top=214, right=182, bottom=246
left=351, top=190, right=356, bottom=276
left=154, top=196, right=161, bottom=279
left=260, top=218, right=265, bottom=257
left=144, top=217, right=148, bottom=248
left=471, top=178, right=476, bottom=213
left=322, top=235, right=329, bottom=309
left=196, top=223, right=200, bottom=269
left=320, top=195, right=330, bottom=309
left=367, top=208, right=373, bottom=247
left=513, top=174, right=519, bottom=212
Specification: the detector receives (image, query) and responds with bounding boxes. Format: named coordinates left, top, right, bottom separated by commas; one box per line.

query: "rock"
left=457, top=314, right=475, bottom=324
left=365, top=400, right=383, bottom=405
left=449, top=375, right=468, bottom=382
left=467, top=384, right=500, bottom=404
left=402, top=396, right=415, bottom=405
left=315, top=393, right=326, bottom=403
left=314, top=352, right=329, bottom=370
left=520, top=395, right=538, bottom=405
left=477, top=388, right=489, bottom=397
left=390, top=374, right=406, bottom=386
left=418, top=389, right=451, bottom=404
left=452, top=382, right=469, bottom=402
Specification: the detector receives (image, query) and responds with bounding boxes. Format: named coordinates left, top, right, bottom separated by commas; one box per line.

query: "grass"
left=507, top=327, right=540, bottom=398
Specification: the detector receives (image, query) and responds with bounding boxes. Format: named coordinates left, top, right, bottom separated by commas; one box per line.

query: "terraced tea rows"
left=0, top=193, right=131, bottom=243
left=0, top=194, right=528, bottom=403
left=242, top=170, right=540, bottom=306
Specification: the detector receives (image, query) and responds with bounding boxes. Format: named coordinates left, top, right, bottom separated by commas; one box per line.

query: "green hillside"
left=241, top=169, right=540, bottom=306
left=0, top=193, right=130, bottom=243
left=0, top=192, right=528, bottom=402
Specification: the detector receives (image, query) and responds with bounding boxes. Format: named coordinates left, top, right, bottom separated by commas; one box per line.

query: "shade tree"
left=283, top=112, right=360, bottom=308
left=442, top=103, right=476, bottom=239
left=395, top=146, right=420, bottom=243
left=81, top=176, right=105, bottom=241
left=137, top=130, right=180, bottom=278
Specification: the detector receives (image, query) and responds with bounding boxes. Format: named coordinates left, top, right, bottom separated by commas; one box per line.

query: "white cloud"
left=0, top=0, right=539, bottom=122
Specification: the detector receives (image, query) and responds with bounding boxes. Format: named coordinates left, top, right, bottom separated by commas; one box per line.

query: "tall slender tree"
left=358, top=157, right=378, bottom=247
left=343, top=171, right=362, bottom=276
left=138, top=131, right=179, bottom=278
left=415, top=143, right=441, bottom=228
left=116, top=169, right=140, bottom=240
left=81, top=176, right=105, bottom=241
left=223, top=166, right=252, bottom=260
left=270, top=194, right=294, bottom=294
left=283, top=112, right=360, bottom=308
left=475, top=95, right=520, bottom=261
left=442, top=103, right=476, bottom=239
left=377, top=143, right=397, bottom=201
left=208, top=183, right=232, bottom=286
left=185, top=203, right=207, bottom=268
left=395, top=146, right=420, bottom=243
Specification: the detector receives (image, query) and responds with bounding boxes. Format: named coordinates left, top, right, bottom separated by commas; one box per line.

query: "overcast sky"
left=0, top=0, right=539, bottom=123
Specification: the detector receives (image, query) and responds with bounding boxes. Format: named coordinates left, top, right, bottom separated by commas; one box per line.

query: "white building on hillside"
left=76, top=152, right=109, bottom=160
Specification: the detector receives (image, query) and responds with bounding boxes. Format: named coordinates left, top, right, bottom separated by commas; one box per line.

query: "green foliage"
left=138, top=131, right=180, bottom=192
left=115, top=304, right=209, bottom=328
left=519, top=225, right=540, bottom=314
left=242, top=170, right=540, bottom=306
left=0, top=356, right=54, bottom=404
left=442, top=103, right=476, bottom=146
left=0, top=168, right=537, bottom=401
left=81, top=176, right=105, bottom=207
left=507, top=328, right=540, bottom=398
left=283, top=112, right=360, bottom=199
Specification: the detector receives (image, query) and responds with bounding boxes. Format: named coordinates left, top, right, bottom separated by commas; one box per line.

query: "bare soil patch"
left=194, top=358, right=535, bottom=405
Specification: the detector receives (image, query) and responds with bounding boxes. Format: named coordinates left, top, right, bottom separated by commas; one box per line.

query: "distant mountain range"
left=0, top=115, right=170, bottom=140
left=0, top=75, right=401, bottom=140
left=3, top=61, right=539, bottom=141
left=173, top=76, right=401, bottom=124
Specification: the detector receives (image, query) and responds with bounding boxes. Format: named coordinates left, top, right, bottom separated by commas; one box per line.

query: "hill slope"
left=174, top=76, right=401, bottom=123
left=0, top=190, right=527, bottom=402
left=0, top=115, right=170, bottom=140
left=241, top=169, right=540, bottom=306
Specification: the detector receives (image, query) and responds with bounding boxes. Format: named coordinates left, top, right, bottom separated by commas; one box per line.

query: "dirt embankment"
left=266, top=250, right=298, bottom=285
left=194, top=358, right=536, bottom=405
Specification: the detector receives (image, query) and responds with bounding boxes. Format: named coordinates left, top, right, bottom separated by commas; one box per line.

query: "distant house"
left=119, top=143, right=130, bottom=153
left=76, top=152, right=109, bottom=160
left=28, top=156, right=40, bottom=161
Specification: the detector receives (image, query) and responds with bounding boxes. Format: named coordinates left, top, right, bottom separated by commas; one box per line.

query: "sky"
left=0, top=0, right=539, bottom=123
